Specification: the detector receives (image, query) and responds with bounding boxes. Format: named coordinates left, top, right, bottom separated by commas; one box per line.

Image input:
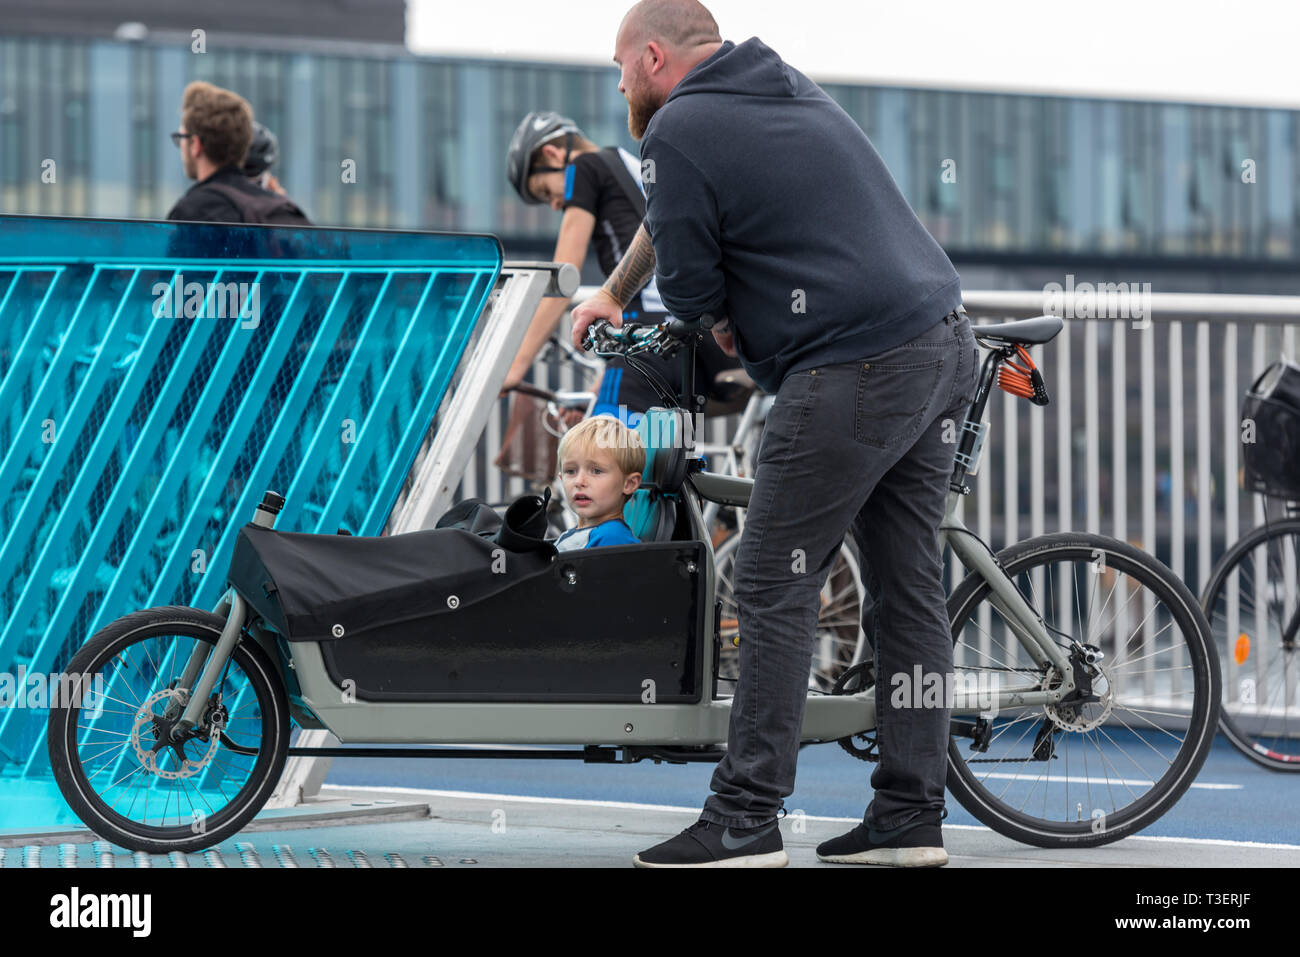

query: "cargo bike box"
left=226, top=517, right=711, bottom=704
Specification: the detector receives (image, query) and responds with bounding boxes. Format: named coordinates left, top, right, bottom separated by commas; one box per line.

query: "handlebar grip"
left=662, top=318, right=700, bottom=338
left=662, top=313, right=720, bottom=338
left=507, top=382, right=556, bottom=401
left=582, top=318, right=613, bottom=351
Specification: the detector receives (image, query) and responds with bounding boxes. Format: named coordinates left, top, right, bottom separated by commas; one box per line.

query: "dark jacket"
left=641, top=38, right=962, bottom=393
left=167, top=166, right=311, bottom=225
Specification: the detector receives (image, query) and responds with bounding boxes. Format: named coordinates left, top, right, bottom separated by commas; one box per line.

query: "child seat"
left=624, top=407, right=693, bottom=542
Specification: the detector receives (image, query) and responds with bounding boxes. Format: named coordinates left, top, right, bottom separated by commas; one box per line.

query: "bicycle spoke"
left=1093, top=724, right=1170, bottom=794
left=1085, top=729, right=1143, bottom=803
left=1112, top=640, right=1180, bottom=672
left=106, top=764, right=151, bottom=817
left=955, top=622, right=1025, bottom=673
left=1116, top=612, right=1177, bottom=661
left=1117, top=704, right=1199, bottom=721
left=1063, top=726, right=1069, bottom=823
left=980, top=710, right=1042, bottom=750
left=1094, top=576, right=1150, bottom=654
left=78, top=741, right=131, bottom=765
left=988, top=720, right=1043, bottom=800
left=1081, top=730, right=1093, bottom=818
left=1105, top=708, right=1184, bottom=756
left=1088, top=732, right=1120, bottom=813
left=1013, top=755, right=1052, bottom=815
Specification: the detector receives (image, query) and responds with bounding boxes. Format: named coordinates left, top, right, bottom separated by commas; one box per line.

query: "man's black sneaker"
left=633, top=819, right=788, bottom=868
left=816, top=811, right=948, bottom=867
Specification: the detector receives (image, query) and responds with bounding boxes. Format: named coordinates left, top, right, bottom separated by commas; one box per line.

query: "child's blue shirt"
left=554, top=518, right=640, bottom=552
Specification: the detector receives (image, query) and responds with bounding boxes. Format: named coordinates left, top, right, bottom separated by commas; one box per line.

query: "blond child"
left=554, top=416, right=645, bottom=551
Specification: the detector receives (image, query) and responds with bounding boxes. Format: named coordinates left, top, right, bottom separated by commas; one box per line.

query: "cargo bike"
left=49, top=313, right=1220, bottom=854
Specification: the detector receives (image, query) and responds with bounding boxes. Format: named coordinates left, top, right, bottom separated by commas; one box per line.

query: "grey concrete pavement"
left=6, top=786, right=1297, bottom=867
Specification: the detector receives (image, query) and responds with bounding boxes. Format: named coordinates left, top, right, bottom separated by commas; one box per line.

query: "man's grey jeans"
left=701, top=311, right=978, bottom=831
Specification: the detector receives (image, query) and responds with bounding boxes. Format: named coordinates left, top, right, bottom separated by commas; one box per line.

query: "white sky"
left=408, top=0, right=1300, bottom=109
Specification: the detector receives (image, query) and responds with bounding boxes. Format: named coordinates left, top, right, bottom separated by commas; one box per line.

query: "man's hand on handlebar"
left=571, top=288, right=624, bottom=349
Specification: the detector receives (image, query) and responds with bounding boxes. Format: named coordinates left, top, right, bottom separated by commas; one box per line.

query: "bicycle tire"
left=713, top=531, right=868, bottom=692
left=1200, top=518, right=1300, bottom=771
left=944, top=533, right=1219, bottom=848
left=48, top=605, right=290, bottom=854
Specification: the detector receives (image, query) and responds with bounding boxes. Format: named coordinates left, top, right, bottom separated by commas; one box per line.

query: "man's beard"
left=182, top=150, right=198, bottom=180
left=625, top=68, right=666, bottom=140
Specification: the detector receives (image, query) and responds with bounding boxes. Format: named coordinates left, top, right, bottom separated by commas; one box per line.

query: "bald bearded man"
left=572, top=0, right=977, bottom=868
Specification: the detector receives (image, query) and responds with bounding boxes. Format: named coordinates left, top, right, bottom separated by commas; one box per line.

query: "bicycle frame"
left=938, top=492, right=1075, bottom=707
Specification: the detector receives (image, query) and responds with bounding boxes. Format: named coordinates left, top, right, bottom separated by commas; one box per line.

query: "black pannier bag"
left=1241, top=358, right=1300, bottom=500
left=227, top=498, right=708, bottom=703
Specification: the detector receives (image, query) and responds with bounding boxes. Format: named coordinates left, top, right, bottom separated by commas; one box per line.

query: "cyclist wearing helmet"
left=502, top=110, right=736, bottom=419
left=243, top=121, right=288, bottom=196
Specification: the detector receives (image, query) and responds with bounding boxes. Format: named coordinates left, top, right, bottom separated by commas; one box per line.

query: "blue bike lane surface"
left=322, top=732, right=1298, bottom=855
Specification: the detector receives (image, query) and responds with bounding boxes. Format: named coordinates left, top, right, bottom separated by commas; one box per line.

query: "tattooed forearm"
left=601, top=224, right=656, bottom=307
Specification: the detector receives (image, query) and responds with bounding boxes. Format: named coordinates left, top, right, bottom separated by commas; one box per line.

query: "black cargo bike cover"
left=227, top=523, right=554, bottom=643
left=225, top=522, right=709, bottom=703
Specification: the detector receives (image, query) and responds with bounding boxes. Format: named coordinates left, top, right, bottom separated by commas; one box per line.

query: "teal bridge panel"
left=0, top=215, right=502, bottom=779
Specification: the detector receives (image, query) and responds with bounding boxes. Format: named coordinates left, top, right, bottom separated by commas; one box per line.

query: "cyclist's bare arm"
left=502, top=206, right=596, bottom=395
left=571, top=223, right=655, bottom=347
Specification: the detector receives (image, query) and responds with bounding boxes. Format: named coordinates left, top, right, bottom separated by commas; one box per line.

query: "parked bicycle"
left=1199, top=357, right=1300, bottom=770
left=48, top=312, right=1219, bottom=853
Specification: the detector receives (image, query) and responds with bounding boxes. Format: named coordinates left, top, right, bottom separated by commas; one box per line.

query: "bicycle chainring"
left=830, top=660, right=878, bottom=762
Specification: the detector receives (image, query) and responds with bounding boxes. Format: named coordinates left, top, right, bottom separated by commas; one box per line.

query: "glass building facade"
left=1, top=32, right=1297, bottom=264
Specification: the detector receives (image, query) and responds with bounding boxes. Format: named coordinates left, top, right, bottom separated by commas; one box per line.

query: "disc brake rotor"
left=130, top=689, right=224, bottom=780
left=1043, top=662, right=1115, bottom=732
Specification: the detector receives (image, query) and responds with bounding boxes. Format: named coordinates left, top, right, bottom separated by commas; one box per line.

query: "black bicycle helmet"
left=506, top=111, right=583, bottom=204
left=243, top=122, right=279, bottom=178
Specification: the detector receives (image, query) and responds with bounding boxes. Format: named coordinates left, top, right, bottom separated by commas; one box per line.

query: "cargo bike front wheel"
left=48, top=606, right=290, bottom=854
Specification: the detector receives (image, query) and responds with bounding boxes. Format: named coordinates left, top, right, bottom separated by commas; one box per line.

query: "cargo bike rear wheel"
left=48, top=606, right=290, bottom=854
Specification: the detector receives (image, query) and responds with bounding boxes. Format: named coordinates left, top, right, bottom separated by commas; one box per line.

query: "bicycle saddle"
left=974, top=315, right=1063, bottom=346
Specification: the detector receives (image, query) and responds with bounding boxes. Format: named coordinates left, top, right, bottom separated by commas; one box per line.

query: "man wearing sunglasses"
left=167, top=81, right=310, bottom=226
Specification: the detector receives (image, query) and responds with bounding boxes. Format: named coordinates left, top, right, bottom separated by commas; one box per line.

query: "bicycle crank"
left=831, top=660, right=878, bottom=762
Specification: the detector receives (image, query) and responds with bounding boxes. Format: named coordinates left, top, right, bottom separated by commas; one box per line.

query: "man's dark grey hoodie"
left=641, top=38, right=962, bottom=393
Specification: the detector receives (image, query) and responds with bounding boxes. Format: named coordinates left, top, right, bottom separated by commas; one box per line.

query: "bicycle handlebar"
left=505, top=382, right=592, bottom=409
left=507, top=382, right=557, bottom=401
left=581, top=318, right=685, bottom=359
